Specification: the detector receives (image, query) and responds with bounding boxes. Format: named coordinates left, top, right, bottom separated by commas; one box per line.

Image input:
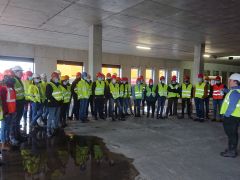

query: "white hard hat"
left=54, top=70, right=61, bottom=74
left=229, top=73, right=240, bottom=82
left=11, top=66, right=23, bottom=72
left=32, top=73, right=40, bottom=79
left=40, top=73, right=47, bottom=78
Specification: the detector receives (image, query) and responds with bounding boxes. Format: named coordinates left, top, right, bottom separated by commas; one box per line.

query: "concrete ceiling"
left=0, top=0, right=240, bottom=61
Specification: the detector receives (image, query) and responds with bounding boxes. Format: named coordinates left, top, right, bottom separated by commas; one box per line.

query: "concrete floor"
left=65, top=117, right=240, bottom=180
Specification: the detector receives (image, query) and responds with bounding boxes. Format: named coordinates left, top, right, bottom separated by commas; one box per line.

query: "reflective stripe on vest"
left=167, top=84, right=179, bottom=98
left=182, top=83, right=192, bottom=98
left=146, top=85, right=156, bottom=97
left=49, top=82, right=63, bottom=101
left=6, top=87, right=16, bottom=113
left=110, top=83, right=120, bottom=99
left=95, top=81, right=105, bottom=96
left=61, top=85, right=71, bottom=103
left=14, top=78, right=25, bottom=100
left=158, top=83, right=168, bottom=97
left=195, top=83, right=206, bottom=98
left=212, top=84, right=224, bottom=100
left=220, top=89, right=240, bottom=117
left=76, top=80, right=89, bottom=99
left=134, top=85, right=143, bottom=99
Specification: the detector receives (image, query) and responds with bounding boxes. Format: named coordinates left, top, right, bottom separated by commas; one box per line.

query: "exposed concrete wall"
left=0, top=41, right=239, bottom=83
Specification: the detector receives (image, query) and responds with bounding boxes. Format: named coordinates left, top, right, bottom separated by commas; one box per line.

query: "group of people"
left=0, top=65, right=240, bottom=158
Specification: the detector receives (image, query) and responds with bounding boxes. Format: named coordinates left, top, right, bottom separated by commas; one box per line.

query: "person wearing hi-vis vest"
left=156, top=76, right=168, bottom=119
left=92, top=72, right=106, bottom=120
left=132, top=78, right=143, bottom=117
left=86, top=74, right=94, bottom=116
left=193, top=73, right=208, bottom=122
left=204, top=76, right=211, bottom=119
left=76, top=72, right=90, bottom=123
left=60, top=75, right=71, bottom=127
left=220, top=73, right=240, bottom=158
left=104, top=73, right=112, bottom=118
left=28, top=73, right=45, bottom=131
left=212, top=75, right=227, bottom=122
left=22, top=70, right=33, bottom=133
left=46, top=72, right=63, bottom=138
left=109, top=75, right=125, bottom=121
left=1, top=69, right=17, bottom=149
left=179, top=75, right=193, bottom=119
left=11, top=66, right=25, bottom=142
left=40, top=73, right=49, bottom=121
left=121, top=77, right=131, bottom=116
left=166, top=75, right=180, bottom=118
left=140, top=75, right=146, bottom=115
left=146, top=79, right=157, bottom=118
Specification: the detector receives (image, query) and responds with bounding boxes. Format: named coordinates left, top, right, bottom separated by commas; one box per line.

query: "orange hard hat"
left=112, top=75, right=117, bottom=79
left=76, top=72, right=81, bottom=77
left=3, top=69, right=14, bottom=77
left=51, top=72, right=59, bottom=79
left=106, top=73, right=111, bottom=78
left=149, top=79, right=153, bottom=84
left=160, top=76, right=165, bottom=80
left=171, top=75, right=177, bottom=81
left=198, top=73, right=204, bottom=78
left=215, top=76, right=221, bottom=81
left=25, top=71, right=33, bottom=77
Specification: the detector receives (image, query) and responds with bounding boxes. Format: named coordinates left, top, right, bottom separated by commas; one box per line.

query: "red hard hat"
left=198, top=73, right=204, bottom=78
left=122, top=77, right=127, bottom=81
left=25, top=71, right=33, bottom=77
left=106, top=73, right=111, bottom=78
left=116, top=77, right=121, bottom=81
left=3, top=69, right=14, bottom=77
left=51, top=72, right=59, bottom=79
left=136, top=78, right=141, bottom=83
left=112, top=75, right=117, bottom=79
left=140, top=75, right=144, bottom=80
left=96, top=72, right=102, bottom=78
left=171, top=75, right=177, bottom=81
left=215, top=76, right=221, bottom=81
left=149, top=79, right=153, bottom=84
left=76, top=72, right=81, bottom=77
left=160, top=76, right=165, bottom=80
left=184, top=75, right=190, bottom=80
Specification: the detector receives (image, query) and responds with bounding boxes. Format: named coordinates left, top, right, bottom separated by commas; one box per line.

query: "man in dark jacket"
left=70, top=72, right=81, bottom=120
left=46, top=72, right=63, bottom=137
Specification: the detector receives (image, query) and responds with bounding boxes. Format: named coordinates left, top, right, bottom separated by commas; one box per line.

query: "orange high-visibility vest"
left=212, top=84, right=224, bottom=100
left=6, top=87, right=16, bottom=113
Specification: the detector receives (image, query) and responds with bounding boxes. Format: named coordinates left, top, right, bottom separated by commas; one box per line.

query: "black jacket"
left=71, top=78, right=81, bottom=100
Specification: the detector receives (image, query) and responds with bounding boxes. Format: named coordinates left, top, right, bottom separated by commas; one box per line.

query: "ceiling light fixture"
left=136, top=46, right=151, bottom=50
left=203, top=54, right=210, bottom=58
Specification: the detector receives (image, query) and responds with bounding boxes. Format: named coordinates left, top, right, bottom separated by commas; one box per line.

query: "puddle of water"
left=0, top=130, right=139, bottom=180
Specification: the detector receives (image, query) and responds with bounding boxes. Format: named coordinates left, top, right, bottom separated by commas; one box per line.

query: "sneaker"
left=220, top=150, right=238, bottom=158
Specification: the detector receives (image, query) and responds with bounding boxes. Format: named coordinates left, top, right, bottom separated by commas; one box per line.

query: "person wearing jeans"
left=132, top=78, right=143, bottom=117
left=156, top=76, right=168, bottom=119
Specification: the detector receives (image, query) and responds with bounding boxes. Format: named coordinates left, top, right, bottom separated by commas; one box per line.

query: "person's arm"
left=191, top=85, right=194, bottom=98
left=46, top=84, right=56, bottom=103
left=168, top=85, right=178, bottom=93
left=0, top=87, right=8, bottom=115
left=224, top=91, right=240, bottom=117
left=203, top=84, right=208, bottom=98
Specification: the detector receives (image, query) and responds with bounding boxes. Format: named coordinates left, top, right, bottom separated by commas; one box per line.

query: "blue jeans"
left=134, top=99, right=142, bottom=116
left=194, top=98, right=204, bottom=119
left=204, top=98, right=209, bottom=117
left=123, top=98, right=129, bottom=114
left=213, top=99, right=223, bottom=119
left=31, top=102, right=43, bottom=126
left=110, top=98, right=123, bottom=118
left=1, top=115, right=12, bottom=143
left=47, top=107, right=61, bottom=133
left=79, top=99, right=89, bottom=121
left=42, top=103, right=49, bottom=120
left=157, top=96, right=166, bottom=116
left=12, top=99, right=25, bottom=139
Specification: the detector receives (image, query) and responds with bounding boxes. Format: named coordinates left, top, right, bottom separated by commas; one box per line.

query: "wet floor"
left=0, top=130, right=139, bottom=180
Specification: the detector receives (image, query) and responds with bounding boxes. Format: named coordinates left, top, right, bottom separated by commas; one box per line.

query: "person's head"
left=197, top=73, right=204, bottom=83
left=122, top=77, right=127, bottom=84
left=106, top=73, right=111, bottom=80
left=51, top=72, right=60, bottom=83
left=76, top=72, right=81, bottom=79
left=82, top=72, right=88, bottom=80
left=215, top=76, right=221, bottom=84
left=136, top=78, right=141, bottom=85
left=160, top=76, right=165, bottom=83
left=96, top=72, right=102, bottom=81
left=54, top=70, right=61, bottom=77
left=184, top=75, right=190, bottom=84
left=87, top=74, right=91, bottom=82
left=171, top=76, right=177, bottom=84
left=3, top=69, right=15, bottom=87
left=111, top=75, right=117, bottom=84
left=32, top=73, right=41, bottom=84
left=61, top=75, right=69, bottom=85
left=25, top=71, right=33, bottom=81
left=12, top=66, right=23, bottom=79
left=204, top=76, right=210, bottom=83
left=229, top=73, right=240, bottom=88
left=140, top=75, right=144, bottom=83
left=40, top=73, right=47, bottom=82
left=149, top=79, right=153, bottom=86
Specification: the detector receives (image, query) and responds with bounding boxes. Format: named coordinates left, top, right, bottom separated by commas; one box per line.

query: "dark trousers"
left=94, top=97, right=105, bottom=119
left=157, top=96, right=166, bottom=117
left=166, top=98, right=178, bottom=116
left=79, top=99, right=88, bottom=121
left=87, top=95, right=94, bottom=116
left=141, top=99, right=146, bottom=115
left=223, top=116, right=240, bottom=152
left=204, top=98, right=209, bottom=118
left=194, top=98, right=204, bottom=120
left=73, top=97, right=80, bottom=120
left=147, top=100, right=156, bottom=117
left=134, top=99, right=141, bottom=116
left=13, top=99, right=25, bottom=139
left=110, top=98, right=123, bottom=118
left=104, top=98, right=111, bottom=117
left=213, top=99, right=223, bottom=119
left=181, top=98, right=191, bottom=117
left=60, top=103, right=69, bottom=126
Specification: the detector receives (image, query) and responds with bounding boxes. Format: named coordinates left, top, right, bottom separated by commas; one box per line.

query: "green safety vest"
left=220, top=89, right=240, bottom=117
left=76, top=80, right=89, bottom=99
left=167, top=84, right=179, bottom=98
left=127, top=84, right=132, bottom=98
left=48, top=82, right=63, bottom=101
left=40, top=81, right=47, bottom=101
left=195, top=82, right=206, bottom=99
left=0, top=98, right=3, bottom=120
left=134, top=85, right=143, bottom=99
left=158, top=83, right=168, bottom=97
left=23, top=80, right=32, bottom=101
left=181, top=83, right=193, bottom=99
left=28, top=84, right=45, bottom=103
left=119, top=84, right=124, bottom=98
left=122, top=84, right=130, bottom=98
left=146, top=85, right=157, bottom=97
left=14, top=77, right=25, bottom=100
left=95, top=80, right=105, bottom=96
left=109, top=83, right=120, bottom=99
left=61, top=85, right=71, bottom=103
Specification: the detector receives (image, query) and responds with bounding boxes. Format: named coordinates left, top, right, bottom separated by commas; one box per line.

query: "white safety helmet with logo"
left=229, top=73, right=240, bottom=82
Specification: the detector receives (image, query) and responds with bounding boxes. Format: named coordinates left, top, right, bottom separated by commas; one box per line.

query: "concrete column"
left=193, top=43, right=205, bottom=84
left=88, top=24, right=102, bottom=81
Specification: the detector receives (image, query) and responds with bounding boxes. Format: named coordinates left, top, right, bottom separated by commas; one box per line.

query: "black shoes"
left=220, top=150, right=238, bottom=158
